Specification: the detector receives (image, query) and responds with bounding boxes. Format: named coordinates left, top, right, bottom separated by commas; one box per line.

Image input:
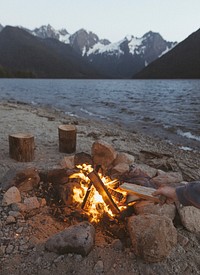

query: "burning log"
left=87, top=170, right=120, bottom=215
left=9, top=133, right=35, bottom=162
left=58, top=125, right=76, bottom=153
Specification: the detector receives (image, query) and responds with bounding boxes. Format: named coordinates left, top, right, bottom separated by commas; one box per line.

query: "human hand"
left=152, top=186, right=178, bottom=204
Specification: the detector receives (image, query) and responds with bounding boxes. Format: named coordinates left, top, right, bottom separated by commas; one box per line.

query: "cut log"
left=9, top=133, right=35, bottom=162
left=118, top=182, right=160, bottom=203
left=58, top=125, right=76, bottom=154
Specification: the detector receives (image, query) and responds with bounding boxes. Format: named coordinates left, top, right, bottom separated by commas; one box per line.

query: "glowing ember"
left=69, top=164, right=127, bottom=222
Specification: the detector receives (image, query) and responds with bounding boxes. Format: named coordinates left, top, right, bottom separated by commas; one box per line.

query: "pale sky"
left=1, top=0, right=200, bottom=43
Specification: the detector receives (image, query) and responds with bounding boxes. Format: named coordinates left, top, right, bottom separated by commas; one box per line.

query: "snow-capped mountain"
left=30, top=24, right=70, bottom=44
left=28, top=25, right=176, bottom=77
left=0, top=24, right=177, bottom=78
left=85, top=31, right=177, bottom=77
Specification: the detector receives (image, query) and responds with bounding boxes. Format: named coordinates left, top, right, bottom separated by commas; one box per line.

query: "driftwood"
left=58, top=125, right=76, bottom=153
left=9, top=133, right=35, bottom=162
left=118, top=182, right=160, bottom=203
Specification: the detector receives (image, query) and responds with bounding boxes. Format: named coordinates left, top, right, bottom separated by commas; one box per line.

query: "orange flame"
left=69, top=164, right=127, bottom=222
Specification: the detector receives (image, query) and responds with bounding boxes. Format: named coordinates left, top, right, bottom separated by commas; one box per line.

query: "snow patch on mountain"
left=87, top=40, right=124, bottom=57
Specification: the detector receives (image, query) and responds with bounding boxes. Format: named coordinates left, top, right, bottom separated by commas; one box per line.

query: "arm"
left=176, top=181, right=200, bottom=208
left=153, top=181, right=200, bottom=209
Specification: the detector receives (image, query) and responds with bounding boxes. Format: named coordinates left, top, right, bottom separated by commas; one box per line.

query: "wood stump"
left=58, top=125, right=76, bottom=154
left=9, top=133, right=35, bottom=162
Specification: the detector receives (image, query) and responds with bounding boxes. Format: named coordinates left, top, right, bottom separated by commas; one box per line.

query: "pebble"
left=94, top=260, right=104, bottom=274
left=6, top=244, right=14, bottom=254
left=6, top=215, right=16, bottom=224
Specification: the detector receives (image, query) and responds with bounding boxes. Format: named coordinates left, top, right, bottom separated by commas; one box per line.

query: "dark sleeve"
left=176, top=181, right=200, bottom=209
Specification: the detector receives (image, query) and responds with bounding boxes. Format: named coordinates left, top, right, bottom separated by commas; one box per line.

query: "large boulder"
left=45, top=221, right=95, bottom=256
left=127, top=214, right=177, bottom=262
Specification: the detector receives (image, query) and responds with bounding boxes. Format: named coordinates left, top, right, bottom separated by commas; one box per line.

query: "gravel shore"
left=1, top=100, right=200, bottom=182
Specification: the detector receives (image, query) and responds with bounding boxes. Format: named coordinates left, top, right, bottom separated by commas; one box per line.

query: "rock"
left=39, top=168, right=68, bottom=185
left=23, top=197, right=40, bottom=212
left=136, top=164, right=157, bottom=178
left=45, top=221, right=95, bottom=256
left=91, top=140, right=117, bottom=170
left=177, top=205, right=200, bottom=233
left=8, top=210, right=23, bottom=218
left=120, top=165, right=157, bottom=188
left=6, top=244, right=14, bottom=254
left=152, top=172, right=183, bottom=187
left=11, top=202, right=27, bottom=213
left=93, top=260, right=104, bottom=274
left=111, top=163, right=129, bottom=177
left=0, top=168, right=20, bottom=191
left=2, top=186, right=21, bottom=206
left=14, top=168, right=40, bottom=192
left=111, top=239, right=123, bottom=251
left=139, top=150, right=177, bottom=172
left=177, top=233, right=189, bottom=247
left=127, top=214, right=177, bottom=263
left=113, top=152, right=135, bottom=166
left=134, top=201, right=176, bottom=220
left=60, top=155, right=75, bottom=169
left=6, top=215, right=16, bottom=224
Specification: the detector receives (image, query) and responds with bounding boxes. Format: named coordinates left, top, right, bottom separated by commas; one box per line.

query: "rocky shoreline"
left=1, top=101, right=200, bottom=275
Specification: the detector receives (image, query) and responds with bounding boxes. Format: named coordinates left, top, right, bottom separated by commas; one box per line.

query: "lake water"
left=0, top=78, right=200, bottom=150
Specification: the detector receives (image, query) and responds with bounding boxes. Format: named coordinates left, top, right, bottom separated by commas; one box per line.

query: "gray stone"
left=94, top=260, right=104, bottom=274
left=6, top=244, right=14, bottom=254
left=45, top=221, right=95, bottom=256
left=23, top=197, right=40, bottom=212
left=2, top=186, right=21, bottom=206
left=8, top=210, right=23, bottom=218
left=111, top=239, right=123, bottom=251
left=177, top=205, right=200, bottom=233
left=127, top=214, right=177, bottom=263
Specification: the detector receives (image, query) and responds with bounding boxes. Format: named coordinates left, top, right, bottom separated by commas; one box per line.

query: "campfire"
left=1, top=140, right=180, bottom=263
left=69, top=164, right=127, bottom=223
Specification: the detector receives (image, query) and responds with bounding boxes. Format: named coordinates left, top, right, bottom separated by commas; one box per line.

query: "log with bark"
left=58, top=125, right=76, bottom=154
left=9, top=133, right=35, bottom=162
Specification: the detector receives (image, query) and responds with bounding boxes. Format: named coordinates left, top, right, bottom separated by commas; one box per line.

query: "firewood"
left=118, top=182, right=160, bottom=203
left=9, top=133, right=35, bottom=162
left=58, top=125, right=76, bottom=153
